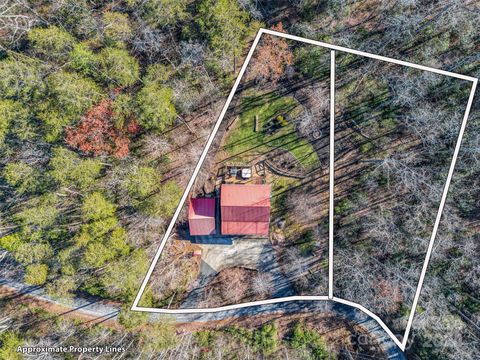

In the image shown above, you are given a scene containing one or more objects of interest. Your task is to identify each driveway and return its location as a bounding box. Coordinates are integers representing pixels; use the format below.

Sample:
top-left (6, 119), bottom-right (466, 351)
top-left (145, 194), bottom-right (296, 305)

top-left (181, 238), bottom-right (295, 308)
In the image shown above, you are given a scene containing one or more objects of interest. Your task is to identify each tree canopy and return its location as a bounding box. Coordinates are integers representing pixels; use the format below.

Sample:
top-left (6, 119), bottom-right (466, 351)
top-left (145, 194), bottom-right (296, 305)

top-left (137, 85), bottom-right (177, 131)
top-left (139, 0), bottom-right (190, 27)
top-left (196, 0), bottom-right (253, 66)
top-left (49, 147), bottom-right (103, 191)
top-left (28, 26), bottom-right (76, 60)
top-left (3, 161), bottom-right (41, 194)
top-left (43, 71), bottom-right (102, 124)
top-left (65, 99), bottom-right (136, 158)
top-left (139, 180), bottom-right (181, 217)
top-left (103, 11), bottom-right (133, 46)
top-left (98, 47), bottom-right (140, 87)
top-left (0, 57), bottom-right (45, 101)
top-left (69, 43), bottom-right (98, 77)
top-left (81, 192), bottom-right (116, 222)
top-left (0, 99), bottom-right (30, 143)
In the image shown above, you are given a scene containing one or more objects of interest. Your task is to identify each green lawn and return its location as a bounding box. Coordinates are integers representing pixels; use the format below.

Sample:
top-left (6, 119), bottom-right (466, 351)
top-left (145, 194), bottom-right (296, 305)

top-left (222, 91), bottom-right (319, 170)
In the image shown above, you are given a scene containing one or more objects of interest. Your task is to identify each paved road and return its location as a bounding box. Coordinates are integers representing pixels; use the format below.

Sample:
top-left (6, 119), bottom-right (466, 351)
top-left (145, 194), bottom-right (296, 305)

top-left (1, 276), bottom-right (405, 359)
top-left (165, 301), bottom-right (406, 359)
top-left (0, 277), bottom-right (120, 325)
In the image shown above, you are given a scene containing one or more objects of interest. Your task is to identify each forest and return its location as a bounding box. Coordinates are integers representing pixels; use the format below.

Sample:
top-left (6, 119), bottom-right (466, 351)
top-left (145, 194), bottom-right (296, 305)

top-left (0, 1), bottom-right (479, 359)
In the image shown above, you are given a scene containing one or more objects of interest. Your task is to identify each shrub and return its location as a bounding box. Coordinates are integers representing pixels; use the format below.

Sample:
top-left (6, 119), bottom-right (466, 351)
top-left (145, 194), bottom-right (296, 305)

top-left (24, 263), bottom-right (49, 285)
top-left (253, 323), bottom-right (278, 355)
top-left (298, 230), bottom-right (316, 255)
top-left (226, 324), bottom-right (278, 355)
top-left (118, 306), bottom-right (148, 329)
top-left (0, 331), bottom-right (23, 360)
top-left (141, 321), bottom-right (178, 353)
top-left (291, 322), bottom-right (330, 360)
top-left (195, 330), bottom-right (216, 348)
top-left (334, 198), bottom-right (351, 216)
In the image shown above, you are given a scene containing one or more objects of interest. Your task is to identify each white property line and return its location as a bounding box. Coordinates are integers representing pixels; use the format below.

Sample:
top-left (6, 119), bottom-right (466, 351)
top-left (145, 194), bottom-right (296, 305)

top-left (261, 28), bottom-right (477, 83)
top-left (131, 29), bottom-right (265, 311)
top-left (401, 78), bottom-right (478, 349)
top-left (329, 50), bottom-right (335, 300)
top-left (134, 296), bottom-right (403, 350)
top-left (132, 28), bottom-right (478, 353)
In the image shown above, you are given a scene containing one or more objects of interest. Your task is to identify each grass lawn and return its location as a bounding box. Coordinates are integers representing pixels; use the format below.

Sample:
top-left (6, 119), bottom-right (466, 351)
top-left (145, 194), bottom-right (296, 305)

top-left (222, 91), bottom-right (319, 170)
top-left (270, 175), bottom-right (300, 215)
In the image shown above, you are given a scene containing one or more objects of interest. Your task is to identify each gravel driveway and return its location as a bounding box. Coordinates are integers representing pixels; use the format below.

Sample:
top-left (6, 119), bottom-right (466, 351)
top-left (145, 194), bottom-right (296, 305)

top-left (181, 238), bottom-right (295, 308)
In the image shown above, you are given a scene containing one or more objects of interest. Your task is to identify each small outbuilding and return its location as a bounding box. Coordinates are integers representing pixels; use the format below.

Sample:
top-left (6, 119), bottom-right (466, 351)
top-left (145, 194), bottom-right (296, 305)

top-left (192, 249), bottom-right (202, 257)
top-left (188, 198), bottom-right (216, 236)
top-left (220, 184), bottom-right (271, 236)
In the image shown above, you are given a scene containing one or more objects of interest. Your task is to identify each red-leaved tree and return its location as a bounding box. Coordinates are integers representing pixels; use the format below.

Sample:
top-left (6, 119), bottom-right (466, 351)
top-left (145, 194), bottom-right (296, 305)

top-left (248, 22), bottom-right (293, 84)
top-left (65, 99), bottom-right (139, 158)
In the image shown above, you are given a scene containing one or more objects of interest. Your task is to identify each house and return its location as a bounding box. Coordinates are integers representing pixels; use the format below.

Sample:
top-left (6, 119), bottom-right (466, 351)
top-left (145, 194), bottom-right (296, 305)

top-left (220, 184), bottom-right (271, 236)
top-left (188, 198), bottom-right (216, 236)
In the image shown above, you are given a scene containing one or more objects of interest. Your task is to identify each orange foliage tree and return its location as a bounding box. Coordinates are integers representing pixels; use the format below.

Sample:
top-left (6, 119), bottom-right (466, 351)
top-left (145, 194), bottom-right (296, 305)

top-left (65, 99), bottom-right (139, 159)
top-left (248, 22), bottom-right (293, 84)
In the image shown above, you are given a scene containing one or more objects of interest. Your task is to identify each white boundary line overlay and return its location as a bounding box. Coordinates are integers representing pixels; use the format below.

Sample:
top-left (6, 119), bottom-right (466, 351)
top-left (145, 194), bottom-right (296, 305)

top-left (328, 50), bottom-right (335, 300)
top-left (131, 28), bottom-right (478, 353)
top-left (402, 78), bottom-right (478, 349)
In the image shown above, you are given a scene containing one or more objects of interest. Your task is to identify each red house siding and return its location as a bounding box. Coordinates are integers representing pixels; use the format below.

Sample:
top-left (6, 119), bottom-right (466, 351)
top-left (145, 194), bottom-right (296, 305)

top-left (188, 198), bottom-right (216, 236)
top-left (221, 220), bottom-right (269, 236)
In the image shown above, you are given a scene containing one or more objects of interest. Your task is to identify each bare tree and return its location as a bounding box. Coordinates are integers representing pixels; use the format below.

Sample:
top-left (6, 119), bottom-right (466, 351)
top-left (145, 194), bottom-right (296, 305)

top-left (251, 272), bottom-right (273, 298)
top-left (0, 0), bottom-right (38, 47)
top-left (141, 134), bottom-right (171, 159)
top-left (287, 189), bottom-right (322, 226)
top-left (296, 85), bottom-right (329, 140)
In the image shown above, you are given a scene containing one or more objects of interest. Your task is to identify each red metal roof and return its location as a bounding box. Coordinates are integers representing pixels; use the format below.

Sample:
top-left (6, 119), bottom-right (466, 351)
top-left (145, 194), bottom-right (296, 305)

top-left (220, 184), bottom-right (271, 236)
top-left (188, 198), bottom-right (216, 236)
top-left (221, 184), bottom-right (271, 208)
